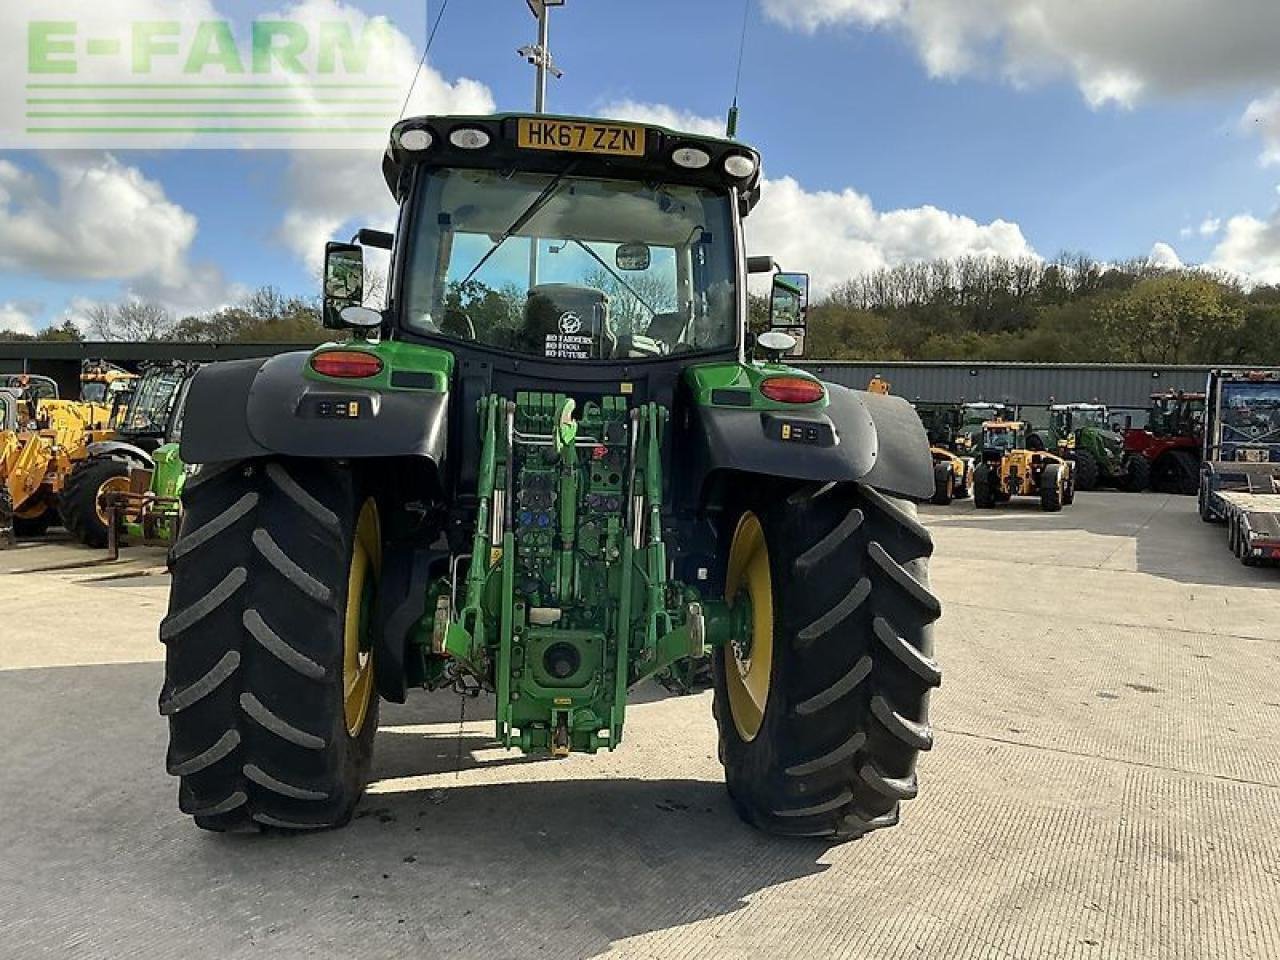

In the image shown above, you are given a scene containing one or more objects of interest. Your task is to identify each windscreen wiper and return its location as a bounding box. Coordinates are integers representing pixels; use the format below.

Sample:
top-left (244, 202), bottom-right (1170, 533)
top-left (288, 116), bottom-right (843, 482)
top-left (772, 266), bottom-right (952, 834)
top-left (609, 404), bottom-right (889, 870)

top-left (461, 166), bottom-right (576, 286)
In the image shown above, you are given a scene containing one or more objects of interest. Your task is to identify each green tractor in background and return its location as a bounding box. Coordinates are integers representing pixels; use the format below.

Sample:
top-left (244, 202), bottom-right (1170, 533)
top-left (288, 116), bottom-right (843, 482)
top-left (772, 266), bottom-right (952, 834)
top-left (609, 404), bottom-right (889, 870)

top-left (60, 361), bottom-right (200, 548)
top-left (1032, 403), bottom-right (1145, 492)
top-left (159, 113), bottom-right (942, 841)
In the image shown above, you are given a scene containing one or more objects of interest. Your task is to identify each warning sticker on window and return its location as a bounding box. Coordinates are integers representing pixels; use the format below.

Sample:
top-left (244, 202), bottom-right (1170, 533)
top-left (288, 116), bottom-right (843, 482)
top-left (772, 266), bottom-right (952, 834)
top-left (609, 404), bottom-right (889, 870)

top-left (544, 334), bottom-right (594, 360)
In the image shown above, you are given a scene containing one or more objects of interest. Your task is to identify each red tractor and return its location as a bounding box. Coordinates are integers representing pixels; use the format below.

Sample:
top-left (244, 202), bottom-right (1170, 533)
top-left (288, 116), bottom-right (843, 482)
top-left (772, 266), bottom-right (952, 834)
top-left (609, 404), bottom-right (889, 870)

top-left (1124, 390), bottom-right (1205, 494)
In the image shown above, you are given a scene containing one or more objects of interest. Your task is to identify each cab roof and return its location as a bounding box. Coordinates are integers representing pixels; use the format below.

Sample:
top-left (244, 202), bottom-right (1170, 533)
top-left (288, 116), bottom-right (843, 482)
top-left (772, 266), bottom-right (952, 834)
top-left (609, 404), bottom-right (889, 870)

top-left (381, 113), bottom-right (763, 211)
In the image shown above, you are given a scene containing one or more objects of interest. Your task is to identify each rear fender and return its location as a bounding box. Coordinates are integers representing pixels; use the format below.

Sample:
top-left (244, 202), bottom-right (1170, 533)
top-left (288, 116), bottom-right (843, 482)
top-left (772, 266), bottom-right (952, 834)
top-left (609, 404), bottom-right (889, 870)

top-left (689, 383), bottom-right (933, 503)
top-left (85, 440), bottom-right (153, 468)
top-left (179, 353), bottom-right (448, 468)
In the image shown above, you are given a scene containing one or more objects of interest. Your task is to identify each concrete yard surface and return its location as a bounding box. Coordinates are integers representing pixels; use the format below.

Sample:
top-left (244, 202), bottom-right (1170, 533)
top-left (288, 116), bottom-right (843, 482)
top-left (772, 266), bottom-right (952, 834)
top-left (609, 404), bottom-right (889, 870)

top-left (0, 492), bottom-right (1277, 959)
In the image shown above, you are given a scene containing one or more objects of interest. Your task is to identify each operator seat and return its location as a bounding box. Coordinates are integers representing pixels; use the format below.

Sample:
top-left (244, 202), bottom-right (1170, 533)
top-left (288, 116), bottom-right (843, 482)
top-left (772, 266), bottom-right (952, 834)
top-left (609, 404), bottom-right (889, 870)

top-left (520, 284), bottom-right (615, 360)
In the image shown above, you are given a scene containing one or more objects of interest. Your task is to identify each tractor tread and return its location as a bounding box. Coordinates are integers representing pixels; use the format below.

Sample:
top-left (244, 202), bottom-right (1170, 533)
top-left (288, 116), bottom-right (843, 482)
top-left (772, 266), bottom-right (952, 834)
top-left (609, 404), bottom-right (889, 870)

top-left (266, 463), bottom-right (341, 537)
top-left (242, 609), bottom-right (326, 680)
top-left (159, 567), bottom-right (247, 641)
top-left (773, 788), bottom-right (854, 818)
top-left (794, 507), bottom-right (863, 575)
top-left (239, 693), bottom-right (326, 750)
top-left (868, 541), bottom-right (942, 616)
top-left (243, 763), bottom-right (329, 801)
top-left (859, 763), bottom-right (919, 800)
top-left (714, 483), bottom-right (940, 843)
top-left (793, 655), bottom-right (873, 716)
top-left (169, 492), bottom-right (258, 561)
top-left (797, 576), bottom-right (870, 645)
top-left (184, 461), bottom-right (243, 492)
top-left (162, 457), bottom-right (377, 834)
top-left (873, 616), bottom-right (942, 686)
top-left (185, 789), bottom-right (248, 818)
top-left (166, 729), bottom-right (240, 776)
top-left (871, 695), bottom-right (934, 750)
top-left (158, 651), bottom-right (240, 716)
top-left (251, 528), bottom-right (333, 605)
top-left (839, 809), bottom-right (899, 837)
top-left (858, 484), bottom-right (933, 550)
top-left (252, 813), bottom-right (329, 831)
top-left (785, 731), bottom-right (867, 776)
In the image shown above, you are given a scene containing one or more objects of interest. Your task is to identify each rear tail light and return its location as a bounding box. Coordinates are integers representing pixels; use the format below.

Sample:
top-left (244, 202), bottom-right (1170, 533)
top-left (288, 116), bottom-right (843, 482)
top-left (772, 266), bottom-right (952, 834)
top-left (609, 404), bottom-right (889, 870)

top-left (310, 351), bottom-right (383, 379)
top-left (760, 376), bottom-right (825, 404)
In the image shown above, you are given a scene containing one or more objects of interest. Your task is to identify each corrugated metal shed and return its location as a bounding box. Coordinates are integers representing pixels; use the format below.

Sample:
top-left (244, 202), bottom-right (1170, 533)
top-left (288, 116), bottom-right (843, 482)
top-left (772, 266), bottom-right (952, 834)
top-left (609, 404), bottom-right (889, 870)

top-left (797, 360), bottom-right (1212, 410)
top-left (0, 341), bottom-right (1221, 412)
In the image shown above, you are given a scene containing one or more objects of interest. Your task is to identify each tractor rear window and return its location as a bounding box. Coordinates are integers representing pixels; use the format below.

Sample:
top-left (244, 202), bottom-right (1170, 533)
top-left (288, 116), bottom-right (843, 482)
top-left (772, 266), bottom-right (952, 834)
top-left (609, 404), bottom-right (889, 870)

top-left (401, 168), bottom-right (739, 361)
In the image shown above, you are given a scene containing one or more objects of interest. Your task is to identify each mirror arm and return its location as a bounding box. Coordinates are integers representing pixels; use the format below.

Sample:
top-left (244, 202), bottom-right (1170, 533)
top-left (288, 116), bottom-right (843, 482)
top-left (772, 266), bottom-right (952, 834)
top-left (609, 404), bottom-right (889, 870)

top-left (353, 228), bottom-right (394, 250)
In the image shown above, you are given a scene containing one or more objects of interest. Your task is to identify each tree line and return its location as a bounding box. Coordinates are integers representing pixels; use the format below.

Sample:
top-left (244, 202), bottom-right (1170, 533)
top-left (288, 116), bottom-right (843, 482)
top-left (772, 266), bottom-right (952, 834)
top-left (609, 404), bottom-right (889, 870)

top-left (802, 254), bottom-right (1280, 365)
top-left (3, 254), bottom-right (1279, 365)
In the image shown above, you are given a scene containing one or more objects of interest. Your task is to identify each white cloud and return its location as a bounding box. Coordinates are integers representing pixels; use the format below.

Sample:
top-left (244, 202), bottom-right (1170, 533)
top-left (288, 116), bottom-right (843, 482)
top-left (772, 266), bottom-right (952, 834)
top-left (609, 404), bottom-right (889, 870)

top-left (1146, 242), bottom-right (1183, 270)
top-left (596, 100), bottom-right (725, 137)
top-left (0, 153), bottom-right (196, 284)
top-left (1243, 92), bottom-right (1280, 167)
top-left (1199, 217), bottom-right (1222, 238)
top-left (746, 176), bottom-right (1037, 295)
top-left (275, 3), bottom-right (496, 272)
top-left (0, 302), bottom-right (38, 336)
top-left (1208, 211), bottom-right (1280, 286)
top-left (763, 0), bottom-right (1280, 109)
top-left (0, 152), bottom-right (241, 320)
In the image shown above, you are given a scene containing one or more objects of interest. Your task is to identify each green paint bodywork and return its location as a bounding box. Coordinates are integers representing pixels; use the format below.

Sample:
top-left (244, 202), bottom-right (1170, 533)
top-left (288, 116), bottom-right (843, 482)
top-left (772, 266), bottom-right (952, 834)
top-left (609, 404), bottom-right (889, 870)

top-left (305, 339), bottom-right (455, 392)
top-left (683, 361), bottom-right (827, 410)
top-left (121, 442), bottom-right (185, 543)
top-left (409, 391), bottom-right (728, 756)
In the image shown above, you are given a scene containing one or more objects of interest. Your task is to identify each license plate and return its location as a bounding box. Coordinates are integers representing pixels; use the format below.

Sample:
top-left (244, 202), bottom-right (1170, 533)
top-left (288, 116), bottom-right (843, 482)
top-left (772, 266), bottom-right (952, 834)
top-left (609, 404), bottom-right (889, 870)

top-left (517, 119), bottom-right (646, 157)
top-left (1241, 448), bottom-right (1268, 462)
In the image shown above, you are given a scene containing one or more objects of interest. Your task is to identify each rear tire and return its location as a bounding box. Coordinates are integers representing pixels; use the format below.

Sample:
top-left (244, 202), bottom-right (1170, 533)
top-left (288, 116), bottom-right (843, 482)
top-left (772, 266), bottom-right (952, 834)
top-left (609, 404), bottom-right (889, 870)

top-left (1122, 455), bottom-right (1151, 493)
top-left (1040, 464), bottom-right (1064, 512)
top-left (161, 458), bottom-right (379, 833)
top-left (712, 483), bottom-right (942, 841)
top-left (972, 464), bottom-right (996, 509)
top-left (930, 463), bottom-right (954, 506)
top-left (60, 456), bottom-right (131, 548)
top-left (12, 507), bottom-right (53, 537)
top-left (1072, 451), bottom-right (1099, 491)
top-left (1169, 451), bottom-right (1199, 495)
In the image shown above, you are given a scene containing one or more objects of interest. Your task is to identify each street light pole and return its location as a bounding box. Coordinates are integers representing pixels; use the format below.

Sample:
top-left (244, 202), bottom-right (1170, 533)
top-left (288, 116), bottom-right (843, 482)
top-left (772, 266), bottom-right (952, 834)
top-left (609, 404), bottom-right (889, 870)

top-left (521, 0), bottom-right (565, 287)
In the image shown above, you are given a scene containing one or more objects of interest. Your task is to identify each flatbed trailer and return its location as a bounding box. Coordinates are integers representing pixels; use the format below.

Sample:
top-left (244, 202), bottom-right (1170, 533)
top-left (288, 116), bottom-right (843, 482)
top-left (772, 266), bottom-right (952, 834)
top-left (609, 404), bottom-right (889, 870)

top-left (1198, 367), bottom-right (1280, 566)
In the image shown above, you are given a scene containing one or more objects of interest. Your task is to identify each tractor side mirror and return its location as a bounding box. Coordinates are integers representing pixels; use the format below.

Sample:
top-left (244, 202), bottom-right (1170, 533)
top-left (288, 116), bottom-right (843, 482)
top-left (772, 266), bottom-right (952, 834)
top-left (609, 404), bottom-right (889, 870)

top-left (323, 242), bottom-right (364, 329)
top-left (768, 272), bottom-right (809, 357)
top-left (769, 272), bottom-right (809, 330)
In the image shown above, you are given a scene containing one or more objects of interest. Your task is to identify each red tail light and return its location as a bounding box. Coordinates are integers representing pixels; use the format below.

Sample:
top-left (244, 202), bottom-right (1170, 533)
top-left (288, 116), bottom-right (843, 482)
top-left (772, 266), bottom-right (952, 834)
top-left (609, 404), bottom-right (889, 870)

top-left (760, 376), bottom-right (825, 404)
top-left (310, 351), bottom-right (383, 379)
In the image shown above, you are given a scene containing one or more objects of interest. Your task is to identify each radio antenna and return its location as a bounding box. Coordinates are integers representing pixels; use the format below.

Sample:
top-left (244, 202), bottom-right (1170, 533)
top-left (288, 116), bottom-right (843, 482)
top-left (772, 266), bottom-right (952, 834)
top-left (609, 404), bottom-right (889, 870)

top-left (399, 0), bottom-right (453, 120)
top-left (726, 0), bottom-right (750, 138)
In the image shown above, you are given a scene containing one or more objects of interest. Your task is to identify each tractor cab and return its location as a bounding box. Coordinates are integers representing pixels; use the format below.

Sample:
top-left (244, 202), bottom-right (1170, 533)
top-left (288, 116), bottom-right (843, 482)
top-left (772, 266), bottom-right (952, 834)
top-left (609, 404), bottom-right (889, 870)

top-left (1147, 391), bottom-right (1206, 439)
top-left (981, 419), bottom-right (1025, 458)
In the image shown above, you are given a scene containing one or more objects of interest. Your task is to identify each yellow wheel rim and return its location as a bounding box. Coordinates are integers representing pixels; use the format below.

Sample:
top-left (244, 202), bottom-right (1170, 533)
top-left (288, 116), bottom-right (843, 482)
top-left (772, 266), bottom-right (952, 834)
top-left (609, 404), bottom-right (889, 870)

top-left (724, 512), bottom-right (774, 742)
top-left (342, 498), bottom-right (381, 737)
top-left (95, 476), bottom-right (130, 527)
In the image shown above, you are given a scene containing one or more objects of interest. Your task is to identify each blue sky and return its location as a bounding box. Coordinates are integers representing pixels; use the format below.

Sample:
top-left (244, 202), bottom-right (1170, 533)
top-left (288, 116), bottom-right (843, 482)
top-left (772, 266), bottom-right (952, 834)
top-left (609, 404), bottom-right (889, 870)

top-left (2, 0), bottom-right (1279, 332)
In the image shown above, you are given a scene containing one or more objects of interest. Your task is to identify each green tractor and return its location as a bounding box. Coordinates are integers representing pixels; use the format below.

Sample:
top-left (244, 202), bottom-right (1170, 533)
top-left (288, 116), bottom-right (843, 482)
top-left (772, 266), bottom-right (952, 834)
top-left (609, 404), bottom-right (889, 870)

top-left (60, 361), bottom-right (200, 548)
top-left (1037, 403), bottom-right (1144, 492)
top-left (159, 114), bottom-right (942, 840)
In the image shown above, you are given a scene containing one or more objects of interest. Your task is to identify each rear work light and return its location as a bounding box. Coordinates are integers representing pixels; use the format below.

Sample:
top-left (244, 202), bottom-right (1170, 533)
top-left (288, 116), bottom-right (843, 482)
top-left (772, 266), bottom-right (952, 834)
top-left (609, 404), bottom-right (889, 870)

top-left (760, 376), bottom-right (825, 404)
top-left (310, 351), bottom-right (383, 379)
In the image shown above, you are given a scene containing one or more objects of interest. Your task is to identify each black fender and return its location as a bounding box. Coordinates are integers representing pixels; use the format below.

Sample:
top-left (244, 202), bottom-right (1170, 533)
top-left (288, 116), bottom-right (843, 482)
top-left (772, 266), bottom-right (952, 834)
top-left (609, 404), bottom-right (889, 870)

top-left (178, 353), bottom-right (449, 466)
top-left (689, 382), bottom-right (933, 502)
top-left (85, 440), bottom-right (154, 468)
